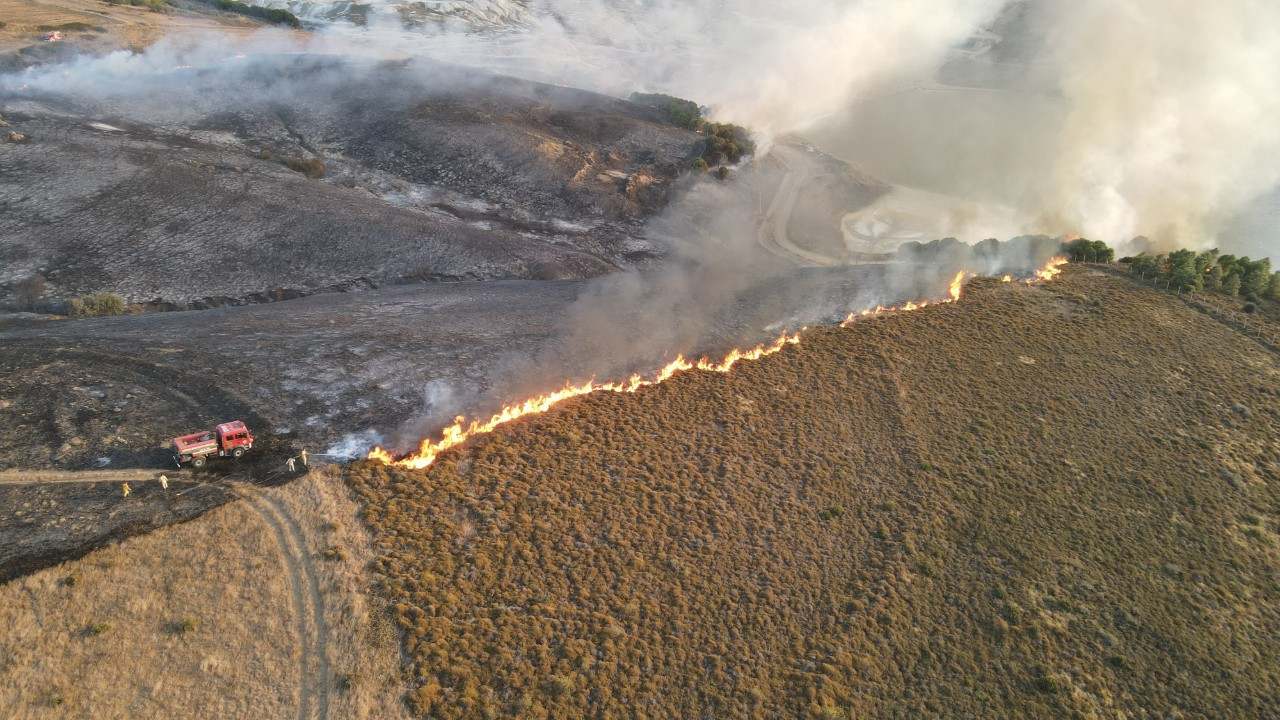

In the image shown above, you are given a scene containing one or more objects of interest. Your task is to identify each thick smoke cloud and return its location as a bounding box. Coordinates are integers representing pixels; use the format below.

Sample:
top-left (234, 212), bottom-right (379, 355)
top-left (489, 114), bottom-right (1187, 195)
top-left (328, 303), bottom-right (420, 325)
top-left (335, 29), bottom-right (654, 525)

top-left (17, 0), bottom-right (1276, 250)
top-left (1033, 0), bottom-right (1280, 251)
top-left (311, 0), bottom-right (1280, 252)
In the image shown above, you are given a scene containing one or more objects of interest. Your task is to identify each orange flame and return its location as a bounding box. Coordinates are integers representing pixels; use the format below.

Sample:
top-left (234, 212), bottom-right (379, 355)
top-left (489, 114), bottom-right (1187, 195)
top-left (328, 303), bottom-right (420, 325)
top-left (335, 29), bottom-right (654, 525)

top-left (840, 270), bottom-right (969, 327)
top-left (1027, 257), bottom-right (1068, 284)
top-left (370, 332), bottom-right (801, 469)
top-left (370, 259), bottom-right (1066, 469)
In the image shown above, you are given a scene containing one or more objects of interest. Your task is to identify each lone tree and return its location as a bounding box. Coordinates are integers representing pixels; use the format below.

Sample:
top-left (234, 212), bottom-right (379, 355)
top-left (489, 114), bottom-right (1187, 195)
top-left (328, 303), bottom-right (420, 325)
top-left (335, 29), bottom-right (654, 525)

top-left (1065, 237), bottom-right (1114, 263)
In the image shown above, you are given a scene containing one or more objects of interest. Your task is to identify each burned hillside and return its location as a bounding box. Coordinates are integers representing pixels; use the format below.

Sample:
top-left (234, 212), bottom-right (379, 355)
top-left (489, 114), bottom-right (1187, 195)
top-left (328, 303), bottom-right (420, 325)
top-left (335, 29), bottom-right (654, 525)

top-left (0, 55), bottom-right (698, 308)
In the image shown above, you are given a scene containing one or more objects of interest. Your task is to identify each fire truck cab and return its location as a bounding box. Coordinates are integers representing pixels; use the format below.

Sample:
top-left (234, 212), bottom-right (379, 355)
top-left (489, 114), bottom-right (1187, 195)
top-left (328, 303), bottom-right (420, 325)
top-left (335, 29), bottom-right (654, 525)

top-left (172, 420), bottom-right (254, 468)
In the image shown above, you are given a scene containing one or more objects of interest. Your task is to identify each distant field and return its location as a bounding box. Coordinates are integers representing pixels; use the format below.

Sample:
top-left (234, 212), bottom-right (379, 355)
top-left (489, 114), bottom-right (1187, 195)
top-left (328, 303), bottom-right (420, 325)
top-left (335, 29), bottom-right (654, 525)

top-left (346, 266), bottom-right (1280, 718)
top-left (0, 0), bottom-right (260, 60)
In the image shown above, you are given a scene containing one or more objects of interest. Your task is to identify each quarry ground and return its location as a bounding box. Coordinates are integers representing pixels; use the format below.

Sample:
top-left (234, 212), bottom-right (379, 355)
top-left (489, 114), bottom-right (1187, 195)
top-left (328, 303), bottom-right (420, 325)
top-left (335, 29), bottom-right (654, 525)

top-left (4, 267), bottom-right (1276, 719)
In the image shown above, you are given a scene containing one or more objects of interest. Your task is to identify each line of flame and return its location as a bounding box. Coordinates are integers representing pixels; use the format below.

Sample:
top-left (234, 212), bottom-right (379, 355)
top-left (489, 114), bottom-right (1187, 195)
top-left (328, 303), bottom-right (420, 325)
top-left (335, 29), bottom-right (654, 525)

top-left (370, 260), bottom-right (1066, 469)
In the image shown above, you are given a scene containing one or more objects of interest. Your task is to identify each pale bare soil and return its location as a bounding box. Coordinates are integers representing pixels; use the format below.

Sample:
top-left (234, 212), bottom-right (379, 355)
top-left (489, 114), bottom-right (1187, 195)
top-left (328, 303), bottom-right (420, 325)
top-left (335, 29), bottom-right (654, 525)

top-left (0, 469), bottom-right (411, 719)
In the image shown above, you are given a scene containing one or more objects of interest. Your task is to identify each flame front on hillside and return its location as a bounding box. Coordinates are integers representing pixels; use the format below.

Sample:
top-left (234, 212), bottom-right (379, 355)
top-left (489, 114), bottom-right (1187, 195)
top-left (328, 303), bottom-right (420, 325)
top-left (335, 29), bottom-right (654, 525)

top-left (370, 260), bottom-right (1067, 469)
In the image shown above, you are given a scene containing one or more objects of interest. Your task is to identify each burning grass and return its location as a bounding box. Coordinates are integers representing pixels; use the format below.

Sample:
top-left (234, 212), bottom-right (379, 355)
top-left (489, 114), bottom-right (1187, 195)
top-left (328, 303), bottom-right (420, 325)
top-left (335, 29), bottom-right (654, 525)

top-left (346, 266), bottom-right (1280, 718)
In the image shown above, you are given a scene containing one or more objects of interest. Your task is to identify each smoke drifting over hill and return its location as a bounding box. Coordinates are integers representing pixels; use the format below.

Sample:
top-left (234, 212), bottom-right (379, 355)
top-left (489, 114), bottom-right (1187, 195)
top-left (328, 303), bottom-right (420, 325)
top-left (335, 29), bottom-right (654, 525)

top-left (330, 0), bottom-right (1279, 251)
top-left (11, 0), bottom-right (1277, 250)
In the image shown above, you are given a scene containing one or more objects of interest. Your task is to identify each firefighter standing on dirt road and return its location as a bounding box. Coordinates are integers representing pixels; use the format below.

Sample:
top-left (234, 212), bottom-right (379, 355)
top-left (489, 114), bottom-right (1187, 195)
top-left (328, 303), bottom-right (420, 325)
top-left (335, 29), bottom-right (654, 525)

top-left (159, 474), bottom-right (168, 491)
top-left (122, 482), bottom-right (131, 498)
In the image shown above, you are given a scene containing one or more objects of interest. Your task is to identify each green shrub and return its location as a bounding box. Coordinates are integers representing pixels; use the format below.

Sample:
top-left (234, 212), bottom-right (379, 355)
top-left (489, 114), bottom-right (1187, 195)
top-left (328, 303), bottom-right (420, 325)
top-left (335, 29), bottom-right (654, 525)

top-left (89, 622), bottom-right (111, 636)
top-left (70, 293), bottom-right (127, 317)
top-left (691, 157), bottom-right (709, 173)
top-left (701, 122), bottom-right (756, 166)
top-left (176, 617), bottom-right (199, 634)
top-left (545, 674), bottom-right (573, 697)
top-left (1035, 673), bottom-right (1062, 693)
top-left (629, 92), bottom-right (702, 130)
top-left (820, 505), bottom-right (843, 520)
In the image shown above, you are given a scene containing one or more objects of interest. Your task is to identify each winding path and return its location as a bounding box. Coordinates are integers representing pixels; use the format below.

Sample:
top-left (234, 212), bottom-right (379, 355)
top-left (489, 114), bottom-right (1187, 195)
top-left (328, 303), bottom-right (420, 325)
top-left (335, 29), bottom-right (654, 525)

top-left (235, 486), bottom-right (331, 720)
top-left (756, 149), bottom-right (844, 268)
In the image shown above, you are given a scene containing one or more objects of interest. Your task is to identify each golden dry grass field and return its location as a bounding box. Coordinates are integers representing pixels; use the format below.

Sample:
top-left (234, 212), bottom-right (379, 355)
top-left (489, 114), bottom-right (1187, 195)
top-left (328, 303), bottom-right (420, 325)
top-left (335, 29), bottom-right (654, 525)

top-left (345, 266), bottom-right (1280, 719)
top-left (0, 0), bottom-right (262, 58)
top-left (0, 470), bottom-right (411, 719)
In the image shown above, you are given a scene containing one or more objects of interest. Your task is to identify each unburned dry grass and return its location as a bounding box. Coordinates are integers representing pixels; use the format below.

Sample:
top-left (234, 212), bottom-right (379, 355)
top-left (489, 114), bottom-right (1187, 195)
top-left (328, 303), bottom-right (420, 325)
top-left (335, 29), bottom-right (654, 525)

top-left (0, 471), bottom-right (411, 719)
top-left (346, 267), bottom-right (1280, 719)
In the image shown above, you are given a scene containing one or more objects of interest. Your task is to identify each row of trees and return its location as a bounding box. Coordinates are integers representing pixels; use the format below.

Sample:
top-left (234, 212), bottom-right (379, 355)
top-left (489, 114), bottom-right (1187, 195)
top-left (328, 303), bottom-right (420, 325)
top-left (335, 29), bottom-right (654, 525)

top-left (195, 0), bottom-right (301, 27)
top-left (1125, 248), bottom-right (1278, 299)
top-left (896, 235), bottom-right (1063, 267)
top-left (628, 93), bottom-right (756, 171)
top-left (1064, 237), bottom-right (1115, 264)
top-left (895, 234), bottom-right (1278, 303)
top-left (629, 93), bottom-right (702, 131)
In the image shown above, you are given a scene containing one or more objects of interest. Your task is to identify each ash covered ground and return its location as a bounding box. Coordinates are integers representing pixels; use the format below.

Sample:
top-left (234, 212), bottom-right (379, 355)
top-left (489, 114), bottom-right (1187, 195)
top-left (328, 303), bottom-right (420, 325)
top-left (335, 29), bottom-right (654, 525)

top-left (0, 47), bottom-right (913, 577)
top-left (1, 54), bottom-right (696, 308)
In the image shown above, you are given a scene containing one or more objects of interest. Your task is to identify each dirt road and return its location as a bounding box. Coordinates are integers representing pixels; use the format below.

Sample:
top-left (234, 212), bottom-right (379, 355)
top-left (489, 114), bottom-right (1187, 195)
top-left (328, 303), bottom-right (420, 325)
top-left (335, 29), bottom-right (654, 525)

top-left (757, 148), bottom-right (846, 267)
top-left (237, 486), bottom-right (332, 720)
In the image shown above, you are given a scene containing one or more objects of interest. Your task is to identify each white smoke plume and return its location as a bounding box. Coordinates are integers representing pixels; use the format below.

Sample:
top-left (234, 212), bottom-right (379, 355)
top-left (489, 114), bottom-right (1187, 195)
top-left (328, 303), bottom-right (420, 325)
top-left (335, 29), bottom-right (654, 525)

top-left (1032, 0), bottom-right (1280, 251)
top-left (260, 0), bottom-right (1279, 253)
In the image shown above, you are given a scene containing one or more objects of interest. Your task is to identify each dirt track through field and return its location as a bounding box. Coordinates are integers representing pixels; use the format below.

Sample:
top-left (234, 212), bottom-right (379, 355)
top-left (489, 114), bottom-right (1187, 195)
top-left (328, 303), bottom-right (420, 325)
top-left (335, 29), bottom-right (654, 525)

top-left (0, 469), bottom-right (164, 485)
top-left (237, 486), bottom-right (331, 720)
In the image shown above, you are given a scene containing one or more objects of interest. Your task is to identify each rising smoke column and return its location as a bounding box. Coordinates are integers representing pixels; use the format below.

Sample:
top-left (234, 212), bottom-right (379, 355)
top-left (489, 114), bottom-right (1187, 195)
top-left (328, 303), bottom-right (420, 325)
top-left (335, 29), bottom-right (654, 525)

top-left (332, 0), bottom-right (1280, 250)
top-left (1033, 0), bottom-right (1280, 248)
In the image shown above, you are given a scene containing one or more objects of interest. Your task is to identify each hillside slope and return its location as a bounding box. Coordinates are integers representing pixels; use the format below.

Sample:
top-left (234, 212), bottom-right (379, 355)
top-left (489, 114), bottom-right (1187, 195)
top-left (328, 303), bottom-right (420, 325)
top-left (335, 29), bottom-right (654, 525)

top-left (345, 266), bottom-right (1280, 719)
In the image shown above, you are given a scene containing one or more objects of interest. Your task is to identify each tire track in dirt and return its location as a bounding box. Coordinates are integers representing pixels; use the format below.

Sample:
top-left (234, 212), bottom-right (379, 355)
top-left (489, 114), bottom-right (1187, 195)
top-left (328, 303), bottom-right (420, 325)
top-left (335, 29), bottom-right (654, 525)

top-left (236, 487), bottom-right (330, 720)
top-left (0, 469), bottom-right (163, 485)
top-left (257, 489), bottom-right (333, 720)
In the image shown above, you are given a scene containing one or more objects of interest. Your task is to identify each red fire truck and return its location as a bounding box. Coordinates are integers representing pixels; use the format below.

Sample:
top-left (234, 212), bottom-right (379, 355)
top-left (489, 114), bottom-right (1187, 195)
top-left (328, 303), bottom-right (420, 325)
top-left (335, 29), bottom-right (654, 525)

top-left (172, 420), bottom-right (254, 468)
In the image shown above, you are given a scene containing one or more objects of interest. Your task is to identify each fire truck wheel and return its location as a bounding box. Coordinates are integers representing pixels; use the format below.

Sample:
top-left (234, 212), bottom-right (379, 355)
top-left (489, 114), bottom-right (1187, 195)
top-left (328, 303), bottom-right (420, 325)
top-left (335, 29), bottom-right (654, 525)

top-left (232, 447), bottom-right (244, 458)
top-left (191, 456), bottom-right (206, 468)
